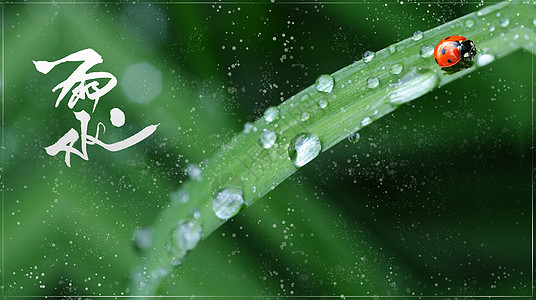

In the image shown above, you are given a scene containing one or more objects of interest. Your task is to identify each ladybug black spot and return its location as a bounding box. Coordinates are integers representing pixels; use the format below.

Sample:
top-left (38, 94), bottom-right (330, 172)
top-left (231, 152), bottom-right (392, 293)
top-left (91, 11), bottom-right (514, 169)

top-left (435, 58), bottom-right (438, 64)
top-left (444, 36), bottom-right (450, 40)
top-left (441, 49), bottom-right (446, 55)
top-left (447, 59), bottom-right (452, 63)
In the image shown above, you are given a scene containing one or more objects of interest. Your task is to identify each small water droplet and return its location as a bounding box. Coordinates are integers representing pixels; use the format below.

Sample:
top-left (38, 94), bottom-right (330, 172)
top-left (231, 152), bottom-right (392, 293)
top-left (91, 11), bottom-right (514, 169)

top-left (301, 112), bottom-right (310, 121)
top-left (213, 187), bottom-right (244, 220)
top-left (167, 220), bottom-right (202, 264)
top-left (252, 186), bottom-right (257, 193)
top-left (366, 77), bottom-right (379, 89)
top-left (361, 117), bottom-right (372, 126)
top-left (315, 74), bottom-right (334, 93)
top-left (134, 227), bottom-right (153, 251)
top-left (390, 62), bottom-right (404, 75)
top-left (186, 164), bottom-right (202, 181)
top-left (533, 18), bottom-right (536, 27)
top-left (363, 51), bottom-right (375, 63)
top-left (464, 18), bottom-right (475, 28)
top-left (243, 122), bottom-right (256, 133)
top-left (489, 25), bottom-right (495, 32)
top-left (347, 132), bottom-right (360, 143)
top-left (191, 209), bottom-right (201, 219)
top-left (388, 69), bottom-right (439, 105)
top-left (499, 18), bottom-right (509, 27)
top-left (389, 45), bottom-right (397, 53)
top-left (259, 129), bottom-right (277, 149)
top-left (288, 133), bottom-right (321, 168)
top-left (412, 31), bottom-right (423, 41)
top-left (301, 94), bottom-right (310, 102)
top-left (420, 45), bottom-right (434, 58)
top-left (318, 99), bottom-right (328, 109)
top-left (476, 53), bottom-right (495, 67)
top-left (264, 107), bottom-right (279, 123)
top-left (170, 190), bottom-right (190, 205)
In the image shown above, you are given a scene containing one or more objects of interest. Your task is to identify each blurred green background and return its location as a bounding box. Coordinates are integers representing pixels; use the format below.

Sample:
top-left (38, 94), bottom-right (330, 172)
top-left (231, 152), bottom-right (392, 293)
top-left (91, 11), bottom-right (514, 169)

top-left (2, 1), bottom-right (533, 298)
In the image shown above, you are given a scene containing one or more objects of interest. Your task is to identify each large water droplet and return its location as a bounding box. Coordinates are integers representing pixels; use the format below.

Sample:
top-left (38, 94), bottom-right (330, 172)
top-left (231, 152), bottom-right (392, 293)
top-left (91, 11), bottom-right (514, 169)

top-left (186, 164), bottom-right (202, 181)
top-left (361, 117), bottom-right (372, 126)
top-left (412, 31), bottom-right (423, 41)
top-left (167, 220), bottom-right (202, 264)
top-left (464, 18), bottom-right (475, 28)
top-left (318, 99), bottom-right (328, 109)
top-left (499, 18), bottom-right (509, 27)
top-left (366, 77), bottom-right (379, 89)
top-left (315, 74), bottom-right (334, 93)
top-left (169, 189), bottom-right (190, 205)
top-left (348, 132), bottom-right (360, 143)
top-left (259, 129), bottom-right (277, 149)
top-left (388, 69), bottom-right (439, 105)
top-left (264, 107), bottom-right (279, 123)
top-left (390, 62), bottom-right (404, 75)
top-left (420, 45), bottom-right (434, 58)
top-left (134, 227), bottom-right (153, 251)
top-left (363, 51), bottom-right (375, 63)
top-left (288, 133), bottom-right (321, 168)
top-left (476, 53), bottom-right (495, 67)
top-left (213, 187), bottom-right (244, 220)
top-left (301, 112), bottom-right (310, 121)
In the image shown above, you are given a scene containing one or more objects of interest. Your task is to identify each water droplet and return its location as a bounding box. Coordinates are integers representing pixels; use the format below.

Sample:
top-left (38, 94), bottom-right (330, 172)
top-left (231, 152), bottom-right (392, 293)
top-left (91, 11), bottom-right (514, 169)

top-left (464, 18), bottom-right (475, 28)
top-left (533, 18), bottom-right (536, 27)
top-left (301, 94), bottom-right (310, 102)
top-left (361, 117), bottom-right (372, 126)
top-left (186, 164), bottom-right (202, 181)
top-left (134, 227), bottom-right (153, 251)
top-left (212, 187), bottom-right (244, 220)
top-left (288, 133), bottom-right (321, 168)
top-left (259, 129), bottom-right (277, 149)
top-left (347, 132), bottom-right (360, 143)
top-left (389, 45), bottom-right (397, 53)
top-left (301, 112), bottom-right (310, 121)
top-left (412, 31), bottom-right (423, 41)
top-left (315, 74), bottom-right (334, 93)
top-left (388, 69), bottom-right (439, 105)
top-left (476, 53), bottom-right (495, 67)
top-left (252, 186), bottom-right (257, 193)
top-left (363, 51), bottom-right (375, 63)
top-left (169, 189), bottom-right (189, 205)
top-left (191, 209), bottom-right (201, 219)
top-left (420, 45), bottom-right (434, 58)
top-left (264, 107), bottom-right (279, 123)
top-left (167, 220), bottom-right (202, 264)
top-left (243, 122), bottom-right (256, 133)
top-left (499, 18), bottom-right (509, 27)
top-left (476, 2), bottom-right (509, 16)
top-left (489, 25), bottom-right (495, 32)
top-left (318, 99), bottom-right (328, 109)
top-left (366, 77), bottom-right (379, 89)
top-left (390, 62), bottom-right (404, 75)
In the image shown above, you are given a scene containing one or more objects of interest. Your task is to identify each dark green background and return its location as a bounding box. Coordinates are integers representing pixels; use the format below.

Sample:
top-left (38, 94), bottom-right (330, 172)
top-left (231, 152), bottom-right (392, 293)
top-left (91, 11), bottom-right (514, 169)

top-left (2, 1), bottom-right (533, 298)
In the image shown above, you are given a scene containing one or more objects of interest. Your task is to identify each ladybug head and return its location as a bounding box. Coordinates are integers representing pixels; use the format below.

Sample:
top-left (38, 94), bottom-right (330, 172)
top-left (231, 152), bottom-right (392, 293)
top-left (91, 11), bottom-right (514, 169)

top-left (460, 40), bottom-right (477, 61)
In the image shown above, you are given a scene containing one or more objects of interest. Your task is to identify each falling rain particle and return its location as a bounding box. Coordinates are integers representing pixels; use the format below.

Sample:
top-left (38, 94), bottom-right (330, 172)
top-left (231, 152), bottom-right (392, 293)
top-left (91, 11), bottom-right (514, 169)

top-left (412, 31), bottom-right (423, 41)
top-left (288, 133), bottom-right (322, 168)
top-left (264, 107), bottom-right (279, 123)
top-left (366, 77), bottom-right (379, 89)
top-left (213, 187), bottom-right (245, 220)
top-left (347, 132), bottom-right (360, 143)
top-left (363, 51), bottom-right (375, 63)
top-left (420, 45), bottom-right (434, 58)
top-left (476, 53), bottom-right (495, 67)
top-left (390, 62), bottom-right (404, 75)
top-left (167, 220), bottom-right (202, 264)
top-left (318, 99), bottom-right (328, 109)
top-left (315, 74), bottom-right (334, 93)
top-left (259, 129), bottom-right (277, 149)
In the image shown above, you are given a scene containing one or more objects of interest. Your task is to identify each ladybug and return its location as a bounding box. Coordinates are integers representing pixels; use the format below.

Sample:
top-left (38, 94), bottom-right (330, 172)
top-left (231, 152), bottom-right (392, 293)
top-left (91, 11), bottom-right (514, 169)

top-left (434, 35), bottom-right (477, 68)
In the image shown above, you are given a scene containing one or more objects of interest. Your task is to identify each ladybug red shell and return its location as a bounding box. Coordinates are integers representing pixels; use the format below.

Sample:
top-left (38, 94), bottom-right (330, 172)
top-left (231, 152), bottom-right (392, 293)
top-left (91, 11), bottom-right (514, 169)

top-left (434, 35), bottom-right (477, 68)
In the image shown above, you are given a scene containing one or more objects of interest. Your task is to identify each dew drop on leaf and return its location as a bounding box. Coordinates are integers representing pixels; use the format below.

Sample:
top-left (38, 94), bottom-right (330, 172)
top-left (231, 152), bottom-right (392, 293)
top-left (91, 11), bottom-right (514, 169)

top-left (315, 74), bottom-right (334, 93)
top-left (259, 129), bottom-right (277, 149)
top-left (288, 133), bottom-right (321, 168)
top-left (212, 187), bottom-right (244, 220)
top-left (264, 107), bottom-right (279, 123)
